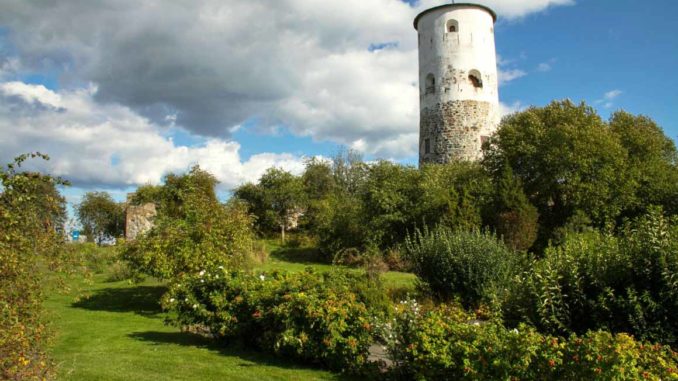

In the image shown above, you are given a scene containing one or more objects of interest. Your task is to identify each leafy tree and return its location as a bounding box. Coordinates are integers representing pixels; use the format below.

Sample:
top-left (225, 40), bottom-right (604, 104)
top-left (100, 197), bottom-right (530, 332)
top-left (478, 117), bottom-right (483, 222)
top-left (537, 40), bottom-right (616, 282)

top-left (0, 153), bottom-right (68, 379)
top-left (609, 111), bottom-right (678, 217)
top-left (123, 168), bottom-right (255, 280)
top-left (159, 166), bottom-right (219, 219)
top-left (416, 162), bottom-right (493, 232)
top-left (484, 100), bottom-right (636, 247)
top-left (76, 191), bottom-right (125, 243)
top-left (492, 164), bottom-right (539, 251)
top-left (360, 161), bottom-right (420, 248)
top-left (331, 149), bottom-right (368, 196)
top-left (259, 168), bottom-right (305, 243)
top-left (302, 157), bottom-right (336, 200)
top-left (233, 182), bottom-right (277, 234)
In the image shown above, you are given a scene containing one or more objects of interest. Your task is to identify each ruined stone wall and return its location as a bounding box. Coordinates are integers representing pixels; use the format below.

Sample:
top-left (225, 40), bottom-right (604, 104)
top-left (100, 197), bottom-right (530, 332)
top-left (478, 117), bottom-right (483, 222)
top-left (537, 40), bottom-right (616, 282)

top-left (420, 100), bottom-right (495, 164)
top-left (125, 203), bottom-right (157, 241)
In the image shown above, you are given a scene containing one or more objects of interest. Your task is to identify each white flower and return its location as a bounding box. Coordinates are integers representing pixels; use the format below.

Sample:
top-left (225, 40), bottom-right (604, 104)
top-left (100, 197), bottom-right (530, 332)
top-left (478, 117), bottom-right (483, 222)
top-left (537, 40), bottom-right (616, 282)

top-left (512, 328), bottom-right (519, 334)
top-left (199, 270), bottom-right (206, 277)
top-left (215, 275), bottom-right (219, 279)
top-left (185, 298), bottom-right (189, 302)
top-left (169, 298), bottom-right (175, 303)
top-left (218, 266), bottom-right (224, 270)
top-left (200, 279), bottom-right (205, 283)
top-left (192, 304), bottom-right (198, 309)
top-left (259, 274), bottom-right (266, 281)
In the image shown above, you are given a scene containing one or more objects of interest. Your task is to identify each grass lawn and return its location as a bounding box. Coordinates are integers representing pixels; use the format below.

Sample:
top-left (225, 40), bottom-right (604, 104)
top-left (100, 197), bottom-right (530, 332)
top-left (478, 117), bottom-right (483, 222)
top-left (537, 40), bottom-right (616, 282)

top-left (257, 239), bottom-right (417, 291)
top-left (45, 243), bottom-right (416, 380)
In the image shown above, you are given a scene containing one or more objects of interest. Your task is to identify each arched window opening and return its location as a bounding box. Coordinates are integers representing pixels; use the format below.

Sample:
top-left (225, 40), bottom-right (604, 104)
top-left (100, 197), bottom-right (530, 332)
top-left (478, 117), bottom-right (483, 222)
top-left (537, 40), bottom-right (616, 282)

top-left (425, 74), bottom-right (436, 95)
top-left (469, 70), bottom-right (483, 89)
top-left (446, 19), bottom-right (459, 33)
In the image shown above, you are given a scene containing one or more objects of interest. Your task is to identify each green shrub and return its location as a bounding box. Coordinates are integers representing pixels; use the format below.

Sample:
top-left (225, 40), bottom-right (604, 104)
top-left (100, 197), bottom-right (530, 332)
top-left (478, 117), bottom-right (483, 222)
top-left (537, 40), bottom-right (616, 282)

top-left (163, 268), bottom-right (391, 374)
top-left (123, 200), bottom-right (255, 281)
top-left (505, 208), bottom-right (678, 345)
top-left (384, 302), bottom-right (678, 380)
top-left (404, 226), bottom-right (522, 307)
top-left (1, 154), bottom-right (67, 379)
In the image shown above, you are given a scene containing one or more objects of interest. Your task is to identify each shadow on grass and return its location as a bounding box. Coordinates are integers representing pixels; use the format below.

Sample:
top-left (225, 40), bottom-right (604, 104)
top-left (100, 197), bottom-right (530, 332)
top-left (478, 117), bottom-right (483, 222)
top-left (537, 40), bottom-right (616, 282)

top-left (270, 246), bottom-right (329, 265)
top-left (129, 331), bottom-right (357, 380)
top-left (72, 286), bottom-right (166, 317)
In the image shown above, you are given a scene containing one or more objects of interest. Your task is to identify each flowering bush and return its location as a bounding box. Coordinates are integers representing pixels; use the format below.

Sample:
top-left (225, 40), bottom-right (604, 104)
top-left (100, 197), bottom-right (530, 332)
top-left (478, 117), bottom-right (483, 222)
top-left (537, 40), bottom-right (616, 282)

top-left (162, 268), bottom-right (391, 373)
top-left (384, 302), bottom-right (678, 380)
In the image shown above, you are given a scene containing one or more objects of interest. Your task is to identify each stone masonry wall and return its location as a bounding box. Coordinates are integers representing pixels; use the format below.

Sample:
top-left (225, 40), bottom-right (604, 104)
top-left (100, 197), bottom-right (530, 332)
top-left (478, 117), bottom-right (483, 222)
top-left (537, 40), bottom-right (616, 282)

top-left (125, 203), bottom-right (157, 241)
top-left (419, 99), bottom-right (494, 164)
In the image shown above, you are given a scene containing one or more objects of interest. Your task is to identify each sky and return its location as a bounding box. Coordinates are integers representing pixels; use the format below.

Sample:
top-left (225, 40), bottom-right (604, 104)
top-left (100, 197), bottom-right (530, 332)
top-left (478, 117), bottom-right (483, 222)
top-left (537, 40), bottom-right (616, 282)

top-left (0, 0), bottom-right (676, 212)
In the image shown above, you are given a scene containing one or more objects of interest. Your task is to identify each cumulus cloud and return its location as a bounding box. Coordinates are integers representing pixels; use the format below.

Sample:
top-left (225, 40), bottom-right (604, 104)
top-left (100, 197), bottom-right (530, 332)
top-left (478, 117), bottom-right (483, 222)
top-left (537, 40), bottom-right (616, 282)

top-left (0, 0), bottom-right (573, 167)
top-left (0, 81), bottom-right (305, 190)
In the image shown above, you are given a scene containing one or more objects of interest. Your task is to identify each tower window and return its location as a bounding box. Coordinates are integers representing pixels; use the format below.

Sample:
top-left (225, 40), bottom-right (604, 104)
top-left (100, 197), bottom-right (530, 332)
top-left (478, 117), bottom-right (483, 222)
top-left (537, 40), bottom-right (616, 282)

top-left (446, 19), bottom-right (459, 33)
top-left (425, 74), bottom-right (435, 95)
top-left (469, 70), bottom-right (483, 89)
top-left (425, 138), bottom-right (431, 154)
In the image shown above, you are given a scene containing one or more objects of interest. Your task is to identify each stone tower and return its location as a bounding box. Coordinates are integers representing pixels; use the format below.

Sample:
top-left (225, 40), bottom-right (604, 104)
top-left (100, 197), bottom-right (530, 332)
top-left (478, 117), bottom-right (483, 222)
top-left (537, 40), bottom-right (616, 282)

top-left (414, 3), bottom-right (499, 164)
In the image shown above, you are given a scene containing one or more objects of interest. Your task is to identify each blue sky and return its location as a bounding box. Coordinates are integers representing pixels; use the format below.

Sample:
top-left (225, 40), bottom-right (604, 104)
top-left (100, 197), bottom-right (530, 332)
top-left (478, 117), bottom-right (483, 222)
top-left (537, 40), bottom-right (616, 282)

top-left (496, 0), bottom-right (678, 136)
top-left (0, 0), bottom-right (676, 218)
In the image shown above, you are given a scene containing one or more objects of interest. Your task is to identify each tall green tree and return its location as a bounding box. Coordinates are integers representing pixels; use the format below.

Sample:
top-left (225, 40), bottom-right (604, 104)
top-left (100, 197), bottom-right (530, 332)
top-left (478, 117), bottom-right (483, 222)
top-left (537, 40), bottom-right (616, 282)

top-left (484, 100), bottom-right (636, 246)
top-left (609, 111), bottom-right (678, 217)
top-left (76, 191), bottom-right (125, 243)
top-left (259, 168), bottom-right (305, 243)
top-left (416, 162), bottom-right (493, 232)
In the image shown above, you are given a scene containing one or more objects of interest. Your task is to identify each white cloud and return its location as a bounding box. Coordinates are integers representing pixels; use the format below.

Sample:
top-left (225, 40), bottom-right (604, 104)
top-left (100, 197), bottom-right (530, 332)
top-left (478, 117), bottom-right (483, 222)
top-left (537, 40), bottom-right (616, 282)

top-left (499, 69), bottom-right (527, 85)
top-left (537, 63), bottom-right (551, 72)
top-left (0, 0), bottom-right (574, 165)
top-left (499, 100), bottom-right (525, 117)
top-left (604, 89), bottom-right (623, 100)
top-left (0, 81), bottom-right (305, 190)
top-left (595, 89), bottom-right (623, 109)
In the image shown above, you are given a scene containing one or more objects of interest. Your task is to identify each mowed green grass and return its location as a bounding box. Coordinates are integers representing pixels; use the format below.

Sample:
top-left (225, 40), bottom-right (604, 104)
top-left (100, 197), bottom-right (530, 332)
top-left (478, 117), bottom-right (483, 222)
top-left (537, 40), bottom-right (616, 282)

top-left (46, 243), bottom-right (416, 380)
top-left (257, 239), bottom-right (417, 291)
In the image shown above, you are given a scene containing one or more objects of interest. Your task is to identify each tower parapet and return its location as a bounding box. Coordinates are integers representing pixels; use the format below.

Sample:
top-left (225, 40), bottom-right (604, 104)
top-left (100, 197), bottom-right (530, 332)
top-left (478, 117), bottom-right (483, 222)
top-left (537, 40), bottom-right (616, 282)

top-left (415, 3), bottom-right (499, 164)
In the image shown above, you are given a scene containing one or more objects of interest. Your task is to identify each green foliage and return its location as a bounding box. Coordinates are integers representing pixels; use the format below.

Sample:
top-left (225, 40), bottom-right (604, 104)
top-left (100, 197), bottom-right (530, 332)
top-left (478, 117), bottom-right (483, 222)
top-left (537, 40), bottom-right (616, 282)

top-left (484, 101), bottom-right (678, 248)
top-left (0, 153), bottom-right (68, 380)
top-left (505, 208), bottom-right (678, 345)
top-left (416, 162), bottom-right (493, 232)
top-left (124, 200), bottom-right (255, 281)
top-left (360, 161), bottom-right (420, 248)
top-left (404, 226), bottom-right (521, 307)
top-left (235, 168), bottom-right (305, 242)
top-left (76, 191), bottom-right (125, 243)
top-left (492, 164), bottom-right (539, 251)
top-left (128, 184), bottom-right (164, 206)
top-left (385, 302), bottom-right (678, 380)
top-left (124, 167), bottom-right (256, 281)
top-left (484, 100), bottom-right (636, 246)
top-left (610, 111), bottom-right (678, 217)
top-left (163, 268), bottom-right (390, 373)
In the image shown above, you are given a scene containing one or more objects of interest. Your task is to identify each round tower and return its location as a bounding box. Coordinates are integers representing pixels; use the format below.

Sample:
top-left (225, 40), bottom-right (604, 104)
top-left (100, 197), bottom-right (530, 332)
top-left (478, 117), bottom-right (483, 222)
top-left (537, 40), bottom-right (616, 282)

top-left (414, 3), bottom-right (499, 164)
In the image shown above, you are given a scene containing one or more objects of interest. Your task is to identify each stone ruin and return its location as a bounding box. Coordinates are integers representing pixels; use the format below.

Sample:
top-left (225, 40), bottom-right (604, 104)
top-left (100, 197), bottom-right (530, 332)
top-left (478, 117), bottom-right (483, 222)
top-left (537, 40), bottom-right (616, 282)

top-left (125, 201), bottom-right (157, 241)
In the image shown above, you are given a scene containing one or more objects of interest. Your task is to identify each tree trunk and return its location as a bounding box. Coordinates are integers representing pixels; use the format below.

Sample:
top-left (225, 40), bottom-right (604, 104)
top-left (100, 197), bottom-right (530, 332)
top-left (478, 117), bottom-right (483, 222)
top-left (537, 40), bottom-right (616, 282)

top-left (281, 223), bottom-right (285, 244)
